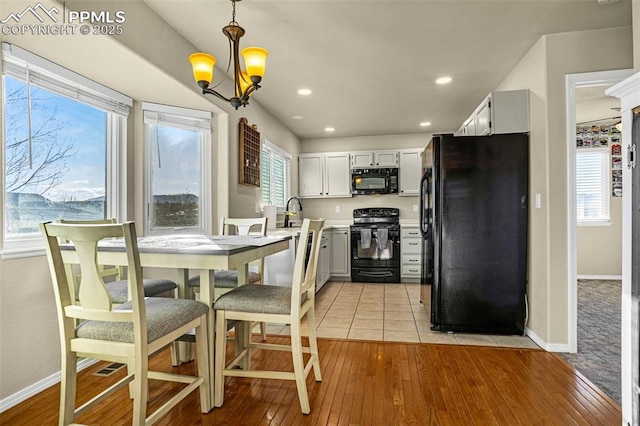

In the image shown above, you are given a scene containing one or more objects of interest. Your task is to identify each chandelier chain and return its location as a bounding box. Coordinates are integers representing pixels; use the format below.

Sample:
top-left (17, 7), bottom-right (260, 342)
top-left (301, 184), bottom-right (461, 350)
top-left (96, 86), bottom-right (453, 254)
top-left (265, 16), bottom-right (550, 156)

top-left (231, 0), bottom-right (237, 25)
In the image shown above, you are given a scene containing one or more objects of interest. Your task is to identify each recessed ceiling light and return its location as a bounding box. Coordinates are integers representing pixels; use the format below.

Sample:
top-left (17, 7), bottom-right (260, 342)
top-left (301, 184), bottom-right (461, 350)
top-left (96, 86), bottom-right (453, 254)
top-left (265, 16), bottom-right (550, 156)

top-left (297, 88), bottom-right (312, 96)
top-left (435, 76), bottom-right (452, 85)
top-left (420, 121), bottom-right (432, 127)
top-left (324, 127), bottom-right (335, 132)
top-left (291, 115), bottom-right (304, 120)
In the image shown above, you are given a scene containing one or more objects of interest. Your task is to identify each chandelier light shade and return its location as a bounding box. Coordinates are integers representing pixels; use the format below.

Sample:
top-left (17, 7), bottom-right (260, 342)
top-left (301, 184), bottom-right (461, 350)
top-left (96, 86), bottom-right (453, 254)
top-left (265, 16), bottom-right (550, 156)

top-left (189, 53), bottom-right (216, 83)
top-left (189, 0), bottom-right (268, 109)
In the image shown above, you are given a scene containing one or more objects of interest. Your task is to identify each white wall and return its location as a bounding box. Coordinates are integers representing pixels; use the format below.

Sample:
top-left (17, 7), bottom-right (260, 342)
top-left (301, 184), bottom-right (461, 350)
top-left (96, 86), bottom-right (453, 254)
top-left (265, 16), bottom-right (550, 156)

top-left (577, 197), bottom-right (623, 277)
top-left (300, 133), bottom-right (429, 222)
top-left (496, 26), bottom-right (632, 346)
top-left (0, 0), bottom-right (300, 405)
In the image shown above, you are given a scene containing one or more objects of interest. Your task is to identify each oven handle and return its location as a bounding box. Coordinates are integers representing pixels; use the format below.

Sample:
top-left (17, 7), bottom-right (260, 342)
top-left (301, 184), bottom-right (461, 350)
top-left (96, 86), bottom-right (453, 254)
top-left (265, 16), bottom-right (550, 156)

top-left (358, 270), bottom-right (395, 278)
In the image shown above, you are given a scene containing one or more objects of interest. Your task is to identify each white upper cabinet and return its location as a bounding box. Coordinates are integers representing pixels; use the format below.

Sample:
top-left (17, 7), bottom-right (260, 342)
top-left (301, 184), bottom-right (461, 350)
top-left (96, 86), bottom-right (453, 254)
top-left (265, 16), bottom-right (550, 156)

top-left (455, 116), bottom-right (477, 137)
top-left (475, 96), bottom-right (492, 136)
top-left (350, 150), bottom-right (399, 168)
top-left (398, 149), bottom-right (422, 196)
top-left (298, 152), bottom-right (351, 198)
top-left (324, 153), bottom-right (351, 197)
top-left (373, 150), bottom-right (399, 167)
top-left (350, 152), bottom-right (374, 168)
top-left (298, 154), bottom-right (324, 197)
top-left (457, 89), bottom-right (530, 136)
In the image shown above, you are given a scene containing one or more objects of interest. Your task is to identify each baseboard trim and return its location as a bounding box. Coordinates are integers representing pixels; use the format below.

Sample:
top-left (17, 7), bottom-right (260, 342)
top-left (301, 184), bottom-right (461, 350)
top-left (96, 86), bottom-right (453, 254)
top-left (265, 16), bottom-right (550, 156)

top-left (525, 327), bottom-right (571, 353)
top-left (0, 358), bottom-right (98, 413)
top-left (577, 274), bottom-right (623, 280)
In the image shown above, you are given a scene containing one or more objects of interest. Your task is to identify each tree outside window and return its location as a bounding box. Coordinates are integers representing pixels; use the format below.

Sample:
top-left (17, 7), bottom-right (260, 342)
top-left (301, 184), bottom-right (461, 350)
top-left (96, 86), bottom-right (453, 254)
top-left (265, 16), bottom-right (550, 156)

top-left (4, 76), bottom-right (107, 235)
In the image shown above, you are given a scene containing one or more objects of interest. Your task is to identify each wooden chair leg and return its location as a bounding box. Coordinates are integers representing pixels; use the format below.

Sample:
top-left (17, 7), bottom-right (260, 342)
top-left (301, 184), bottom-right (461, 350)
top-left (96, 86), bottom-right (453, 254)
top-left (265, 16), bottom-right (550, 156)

top-left (241, 321), bottom-right (251, 369)
top-left (170, 342), bottom-right (180, 367)
top-left (60, 351), bottom-right (77, 426)
top-left (214, 310), bottom-right (227, 408)
top-left (259, 321), bottom-right (267, 341)
top-left (305, 308), bottom-right (322, 382)
top-left (170, 287), bottom-right (181, 366)
top-left (290, 321), bottom-right (310, 414)
top-left (127, 361), bottom-right (135, 399)
top-left (195, 317), bottom-right (212, 412)
top-left (131, 354), bottom-right (148, 426)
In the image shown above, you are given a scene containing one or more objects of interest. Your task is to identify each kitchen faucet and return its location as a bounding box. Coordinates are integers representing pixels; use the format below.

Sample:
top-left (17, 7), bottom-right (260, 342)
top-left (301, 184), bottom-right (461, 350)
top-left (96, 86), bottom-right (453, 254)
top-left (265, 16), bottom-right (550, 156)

top-left (284, 196), bottom-right (303, 228)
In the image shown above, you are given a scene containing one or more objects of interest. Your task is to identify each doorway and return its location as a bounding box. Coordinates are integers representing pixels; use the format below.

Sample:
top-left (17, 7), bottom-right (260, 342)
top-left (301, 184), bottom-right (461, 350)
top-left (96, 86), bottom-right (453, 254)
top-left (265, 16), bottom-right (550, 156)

top-left (565, 69), bottom-right (632, 403)
top-left (566, 69), bottom-right (632, 351)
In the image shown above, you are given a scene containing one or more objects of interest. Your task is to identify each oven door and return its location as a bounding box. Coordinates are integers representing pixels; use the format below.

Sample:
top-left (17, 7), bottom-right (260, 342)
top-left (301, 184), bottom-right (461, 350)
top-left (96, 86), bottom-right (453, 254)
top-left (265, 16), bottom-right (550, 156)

top-left (350, 225), bottom-right (400, 268)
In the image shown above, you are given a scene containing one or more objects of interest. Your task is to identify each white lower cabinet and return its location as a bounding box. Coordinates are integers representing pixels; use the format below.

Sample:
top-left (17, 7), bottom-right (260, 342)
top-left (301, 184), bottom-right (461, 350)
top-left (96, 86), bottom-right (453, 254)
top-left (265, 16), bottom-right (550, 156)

top-left (401, 226), bottom-right (421, 280)
top-left (316, 232), bottom-right (332, 292)
top-left (330, 228), bottom-right (350, 278)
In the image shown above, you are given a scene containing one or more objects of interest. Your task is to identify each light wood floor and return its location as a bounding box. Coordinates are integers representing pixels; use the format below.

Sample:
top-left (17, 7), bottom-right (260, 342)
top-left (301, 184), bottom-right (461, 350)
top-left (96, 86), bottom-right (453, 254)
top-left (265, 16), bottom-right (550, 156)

top-left (0, 336), bottom-right (620, 425)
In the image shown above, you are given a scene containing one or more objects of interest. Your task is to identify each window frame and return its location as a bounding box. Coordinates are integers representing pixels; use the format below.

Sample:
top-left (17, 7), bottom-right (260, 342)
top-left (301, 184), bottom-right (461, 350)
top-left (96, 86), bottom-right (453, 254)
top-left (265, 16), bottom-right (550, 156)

top-left (142, 102), bottom-right (212, 236)
top-left (1, 43), bottom-right (130, 259)
top-left (261, 140), bottom-right (291, 212)
top-left (576, 146), bottom-right (611, 227)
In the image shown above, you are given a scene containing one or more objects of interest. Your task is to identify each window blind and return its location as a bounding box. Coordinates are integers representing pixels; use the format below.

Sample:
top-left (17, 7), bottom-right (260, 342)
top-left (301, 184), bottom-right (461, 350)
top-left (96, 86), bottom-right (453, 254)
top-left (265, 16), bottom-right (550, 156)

top-left (2, 43), bottom-right (132, 116)
top-left (576, 148), bottom-right (610, 223)
top-left (261, 141), bottom-right (291, 208)
top-left (142, 102), bottom-right (211, 132)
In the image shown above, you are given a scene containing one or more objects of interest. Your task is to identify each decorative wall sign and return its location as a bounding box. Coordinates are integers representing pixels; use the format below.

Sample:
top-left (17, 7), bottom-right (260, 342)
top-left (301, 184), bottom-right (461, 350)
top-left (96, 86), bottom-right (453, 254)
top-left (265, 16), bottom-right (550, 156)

top-left (576, 124), bottom-right (622, 197)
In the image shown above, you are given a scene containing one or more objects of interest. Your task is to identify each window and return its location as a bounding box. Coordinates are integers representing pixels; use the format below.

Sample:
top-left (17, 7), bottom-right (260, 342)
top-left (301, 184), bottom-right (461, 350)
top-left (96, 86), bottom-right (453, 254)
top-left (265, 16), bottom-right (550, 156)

top-left (2, 43), bottom-right (130, 257)
top-left (143, 103), bottom-right (211, 235)
top-left (261, 140), bottom-right (291, 209)
top-left (576, 148), bottom-right (610, 224)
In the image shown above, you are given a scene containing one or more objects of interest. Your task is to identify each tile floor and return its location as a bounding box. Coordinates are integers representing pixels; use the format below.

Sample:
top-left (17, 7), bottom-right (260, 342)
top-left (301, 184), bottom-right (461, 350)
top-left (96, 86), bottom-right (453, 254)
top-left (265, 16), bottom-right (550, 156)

top-left (263, 281), bottom-right (539, 349)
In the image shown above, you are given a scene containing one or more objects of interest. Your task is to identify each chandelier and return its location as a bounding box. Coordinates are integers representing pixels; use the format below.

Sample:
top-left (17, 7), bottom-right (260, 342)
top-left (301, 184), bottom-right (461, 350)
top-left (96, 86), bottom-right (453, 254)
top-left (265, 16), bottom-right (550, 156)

top-left (188, 0), bottom-right (268, 109)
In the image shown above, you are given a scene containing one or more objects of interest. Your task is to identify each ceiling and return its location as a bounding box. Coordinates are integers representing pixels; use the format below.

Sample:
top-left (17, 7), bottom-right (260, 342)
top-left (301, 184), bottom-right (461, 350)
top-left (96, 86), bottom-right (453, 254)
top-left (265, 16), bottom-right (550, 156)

top-left (575, 85), bottom-right (621, 126)
top-left (143, 0), bottom-right (632, 140)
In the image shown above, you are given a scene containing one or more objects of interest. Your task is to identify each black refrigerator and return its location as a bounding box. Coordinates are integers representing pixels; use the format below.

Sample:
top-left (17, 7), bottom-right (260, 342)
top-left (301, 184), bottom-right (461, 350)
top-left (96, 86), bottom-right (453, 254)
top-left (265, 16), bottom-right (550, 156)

top-left (419, 133), bottom-right (528, 335)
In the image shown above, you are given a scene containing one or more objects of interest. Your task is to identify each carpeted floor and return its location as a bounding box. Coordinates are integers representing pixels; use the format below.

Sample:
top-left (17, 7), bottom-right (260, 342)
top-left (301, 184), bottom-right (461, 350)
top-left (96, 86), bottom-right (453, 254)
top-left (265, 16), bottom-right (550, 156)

top-left (561, 279), bottom-right (621, 404)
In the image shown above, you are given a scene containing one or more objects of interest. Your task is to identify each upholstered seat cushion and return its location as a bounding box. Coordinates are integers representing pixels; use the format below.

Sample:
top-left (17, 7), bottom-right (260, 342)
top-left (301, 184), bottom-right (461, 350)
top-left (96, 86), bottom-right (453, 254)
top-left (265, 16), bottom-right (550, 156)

top-left (214, 284), bottom-right (307, 315)
top-left (76, 297), bottom-right (209, 344)
top-left (105, 279), bottom-right (177, 304)
top-left (188, 270), bottom-right (261, 289)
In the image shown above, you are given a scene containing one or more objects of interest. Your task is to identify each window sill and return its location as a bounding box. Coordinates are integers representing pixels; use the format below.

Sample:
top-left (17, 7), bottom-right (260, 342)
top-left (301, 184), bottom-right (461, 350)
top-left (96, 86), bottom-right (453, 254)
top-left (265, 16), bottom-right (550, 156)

top-left (577, 220), bottom-right (611, 227)
top-left (1, 244), bottom-right (46, 259)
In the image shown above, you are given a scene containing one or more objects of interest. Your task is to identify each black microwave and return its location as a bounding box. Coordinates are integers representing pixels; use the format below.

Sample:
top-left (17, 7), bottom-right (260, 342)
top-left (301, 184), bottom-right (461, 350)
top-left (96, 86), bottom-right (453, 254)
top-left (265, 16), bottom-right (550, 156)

top-left (351, 168), bottom-right (398, 195)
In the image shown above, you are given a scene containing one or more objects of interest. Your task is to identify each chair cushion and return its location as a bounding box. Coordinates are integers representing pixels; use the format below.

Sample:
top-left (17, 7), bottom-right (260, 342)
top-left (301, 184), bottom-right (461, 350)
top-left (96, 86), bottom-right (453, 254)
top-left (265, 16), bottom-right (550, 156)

top-left (106, 279), bottom-right (177, 304)
top-left (188, 271), bottom-right (261, 289)
top-left (76, 297), bottom-right (209, 344)
top-left (214, 284), bottom-right (307, 315)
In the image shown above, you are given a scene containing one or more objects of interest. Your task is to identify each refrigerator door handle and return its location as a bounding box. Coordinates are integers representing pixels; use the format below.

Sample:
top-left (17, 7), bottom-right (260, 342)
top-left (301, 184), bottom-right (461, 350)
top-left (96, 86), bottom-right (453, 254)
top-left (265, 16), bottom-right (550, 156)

top-left (521, 195), bottom-right (527, 209)
top-left (420, 171), bottom-right (430, 239)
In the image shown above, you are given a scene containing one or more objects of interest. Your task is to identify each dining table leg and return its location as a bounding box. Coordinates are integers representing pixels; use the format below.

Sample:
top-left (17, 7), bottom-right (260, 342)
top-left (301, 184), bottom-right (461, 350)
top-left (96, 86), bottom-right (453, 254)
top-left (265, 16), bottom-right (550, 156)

top-left (199, 268), bottom-right (216, 406)
top-left (235, 264), bottom-right (251, 370)
top-left (174, 268), bottom-right (193, 364)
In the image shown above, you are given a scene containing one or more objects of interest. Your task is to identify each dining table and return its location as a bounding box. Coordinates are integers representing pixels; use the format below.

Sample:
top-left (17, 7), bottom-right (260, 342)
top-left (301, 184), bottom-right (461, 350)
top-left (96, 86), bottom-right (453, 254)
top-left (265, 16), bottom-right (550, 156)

top-left (59, 232), bottom-right (291, 407)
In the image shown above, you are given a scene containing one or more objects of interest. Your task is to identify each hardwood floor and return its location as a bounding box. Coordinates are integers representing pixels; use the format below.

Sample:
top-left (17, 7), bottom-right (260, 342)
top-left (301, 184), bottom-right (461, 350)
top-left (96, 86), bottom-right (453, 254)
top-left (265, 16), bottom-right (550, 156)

top-left (0, 336), bottom-right (620, 425)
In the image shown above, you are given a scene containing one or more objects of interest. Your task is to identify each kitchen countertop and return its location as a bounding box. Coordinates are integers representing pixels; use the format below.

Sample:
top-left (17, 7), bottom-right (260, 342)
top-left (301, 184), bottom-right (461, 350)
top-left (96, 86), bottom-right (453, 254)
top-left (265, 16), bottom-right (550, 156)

top-left (267, 220), bottom-right (418, 237)
top-left (267, 221), bottom-right (351, 237)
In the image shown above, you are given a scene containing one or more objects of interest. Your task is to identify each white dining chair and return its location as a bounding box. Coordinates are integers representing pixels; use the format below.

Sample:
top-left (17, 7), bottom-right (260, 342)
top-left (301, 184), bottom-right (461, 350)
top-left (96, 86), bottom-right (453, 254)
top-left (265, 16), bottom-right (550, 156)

top-left (213, 218), bottom-right (324, 414)
top-left (41, 221), bottom-right (211, 425)
top-left (59, 218), bottom-right (178, 304)
top-left (188, 217), bottom-right (268, 340)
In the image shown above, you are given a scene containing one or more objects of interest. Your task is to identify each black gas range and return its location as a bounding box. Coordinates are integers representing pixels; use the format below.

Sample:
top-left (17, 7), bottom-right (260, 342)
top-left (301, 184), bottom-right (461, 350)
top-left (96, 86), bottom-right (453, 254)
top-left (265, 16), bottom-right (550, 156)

top-left (350, 208), bottom-right (400, 283)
